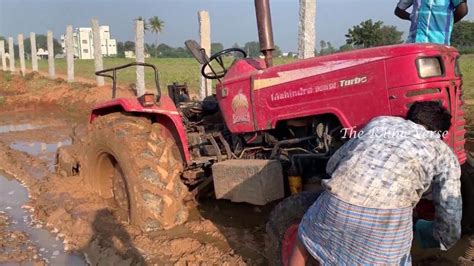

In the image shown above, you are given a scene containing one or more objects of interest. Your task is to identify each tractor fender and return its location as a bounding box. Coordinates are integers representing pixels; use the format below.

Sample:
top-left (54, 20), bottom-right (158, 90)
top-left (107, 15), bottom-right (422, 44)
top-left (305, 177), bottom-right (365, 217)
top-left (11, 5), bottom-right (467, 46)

top-left (90, 97), bottom-right (191, 164)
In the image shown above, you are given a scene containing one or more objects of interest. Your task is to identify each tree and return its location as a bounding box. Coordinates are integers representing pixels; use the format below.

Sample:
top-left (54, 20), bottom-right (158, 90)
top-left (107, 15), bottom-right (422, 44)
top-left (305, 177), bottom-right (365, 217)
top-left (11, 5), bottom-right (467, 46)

top-left (320, 40), bottom-right (327, 51)
top-left (116, 42), bottom-right (125, 57)
top-left (319, 40), bottom-right (336, 55)
top-left (273, 45), bottom-right (283, 57)
top-left (345, 19), bottom-right (403, 48)
top-left (148, 16), bottom-right (164, 52)
top-left (243, 41), bottom-right (261, 57)
top-left (123, 41), bottom-right (135, 51)
top-left (232, 43), bottom-right (245, 59)
top-left (23, 34), bottom-right (62, 56)
top-left (339, 44), bottom-right (354, 52)
top-left (451, 20), bottom-right (474, 48)
top-left (211, 42), bottom-right (224, 54)
top-left (379, 25), bottom-right (404, 46)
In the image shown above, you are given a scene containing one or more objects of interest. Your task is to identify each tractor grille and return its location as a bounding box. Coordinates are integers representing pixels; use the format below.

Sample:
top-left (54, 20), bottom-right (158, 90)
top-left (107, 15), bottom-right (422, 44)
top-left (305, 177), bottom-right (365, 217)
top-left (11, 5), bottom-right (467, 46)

top-left (390, 80), bottom-right (467, 164)
top-left (451, 80), bottom-right (467, 164)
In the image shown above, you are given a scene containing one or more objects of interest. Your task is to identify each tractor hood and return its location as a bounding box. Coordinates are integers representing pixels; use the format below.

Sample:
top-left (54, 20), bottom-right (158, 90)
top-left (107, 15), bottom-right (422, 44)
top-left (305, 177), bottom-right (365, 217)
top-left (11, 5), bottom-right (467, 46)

top-left (222, 43), bottom-right (458, 88)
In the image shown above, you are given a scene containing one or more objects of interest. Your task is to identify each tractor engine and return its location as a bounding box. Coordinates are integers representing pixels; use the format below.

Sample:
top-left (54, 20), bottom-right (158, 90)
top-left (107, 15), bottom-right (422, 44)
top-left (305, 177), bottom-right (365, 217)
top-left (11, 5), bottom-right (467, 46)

top-left (170, 84), bottom-right (344, 197)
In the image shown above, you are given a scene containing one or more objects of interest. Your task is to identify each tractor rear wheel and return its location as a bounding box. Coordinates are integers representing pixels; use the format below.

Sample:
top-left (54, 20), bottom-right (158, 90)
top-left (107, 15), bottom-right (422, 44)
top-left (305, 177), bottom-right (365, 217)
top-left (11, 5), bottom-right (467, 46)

top-left (266, 192), bottom-right (321, 266)
top-left (82, 113), bottom-right (189, 231)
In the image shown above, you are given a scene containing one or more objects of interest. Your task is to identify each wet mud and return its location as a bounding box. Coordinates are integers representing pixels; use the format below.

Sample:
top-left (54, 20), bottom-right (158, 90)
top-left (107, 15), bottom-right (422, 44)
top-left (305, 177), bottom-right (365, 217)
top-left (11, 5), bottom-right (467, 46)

top-left (0, 71), bottom-right (473, 265)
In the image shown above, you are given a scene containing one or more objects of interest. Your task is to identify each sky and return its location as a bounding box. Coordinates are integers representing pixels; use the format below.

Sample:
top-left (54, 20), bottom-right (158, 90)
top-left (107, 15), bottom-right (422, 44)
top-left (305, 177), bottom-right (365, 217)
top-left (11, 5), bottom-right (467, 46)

top-left (1, 0), bottom-right (473, 52)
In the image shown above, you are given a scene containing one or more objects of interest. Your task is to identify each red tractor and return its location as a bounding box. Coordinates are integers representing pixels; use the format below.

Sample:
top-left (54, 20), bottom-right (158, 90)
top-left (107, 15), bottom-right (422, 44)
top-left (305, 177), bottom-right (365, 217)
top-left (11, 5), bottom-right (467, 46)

top-left (58, 0), bottom-right (472, 264)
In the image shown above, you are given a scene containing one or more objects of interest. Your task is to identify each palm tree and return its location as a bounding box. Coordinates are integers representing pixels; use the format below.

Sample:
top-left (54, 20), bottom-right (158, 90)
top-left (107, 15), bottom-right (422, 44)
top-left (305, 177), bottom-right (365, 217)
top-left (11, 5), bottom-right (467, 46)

top-left (148, 16), bottom-right (165, 50)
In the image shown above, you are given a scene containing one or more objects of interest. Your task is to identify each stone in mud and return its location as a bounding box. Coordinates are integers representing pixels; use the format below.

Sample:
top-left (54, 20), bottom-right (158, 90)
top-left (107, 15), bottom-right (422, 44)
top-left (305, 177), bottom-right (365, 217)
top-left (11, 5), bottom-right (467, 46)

top-left (56, 145), bottom-right (80, 177)
top-left (46, 208), bottom-right (72, 227)
top-left (212, 159), bottom-right (284, 205)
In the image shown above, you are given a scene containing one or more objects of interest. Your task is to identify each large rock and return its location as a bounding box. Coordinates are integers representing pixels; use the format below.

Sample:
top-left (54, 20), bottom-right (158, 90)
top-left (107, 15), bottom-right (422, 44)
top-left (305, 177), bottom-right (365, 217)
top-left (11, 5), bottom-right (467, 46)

top-left (212, 159), bottom-right (284, 205)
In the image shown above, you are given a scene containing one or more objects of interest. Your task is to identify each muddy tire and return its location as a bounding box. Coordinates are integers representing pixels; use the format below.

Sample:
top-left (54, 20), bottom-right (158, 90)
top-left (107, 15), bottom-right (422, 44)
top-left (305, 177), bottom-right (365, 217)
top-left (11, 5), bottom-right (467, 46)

top-left (266, 192), bottom-right (321, 266)
top-left (82, 113), bottom-right (189, 231)
top-left (461, 161), bottom-right (474, 234)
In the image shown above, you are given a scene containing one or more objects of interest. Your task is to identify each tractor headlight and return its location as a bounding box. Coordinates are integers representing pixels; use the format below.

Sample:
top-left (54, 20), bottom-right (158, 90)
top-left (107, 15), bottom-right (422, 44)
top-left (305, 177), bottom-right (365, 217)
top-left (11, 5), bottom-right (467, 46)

top-left (416, 57), bottom-right (443, 78)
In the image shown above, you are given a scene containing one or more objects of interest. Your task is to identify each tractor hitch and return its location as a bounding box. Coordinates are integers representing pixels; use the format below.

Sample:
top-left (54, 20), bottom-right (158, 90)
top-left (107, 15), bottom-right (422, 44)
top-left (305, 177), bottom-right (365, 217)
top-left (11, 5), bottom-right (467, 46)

top-left (95, 62), bottom-right (161, 104)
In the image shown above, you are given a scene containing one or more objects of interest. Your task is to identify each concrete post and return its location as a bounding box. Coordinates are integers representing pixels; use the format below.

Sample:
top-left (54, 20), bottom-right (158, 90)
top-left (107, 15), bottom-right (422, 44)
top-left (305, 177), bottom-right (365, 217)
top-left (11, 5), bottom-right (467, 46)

top-left (65, 25), bottom-right (74, 82)
top-left (0, 41), bottom-right (6, 71)
top-left (198, 10), bottom-right (212, 99)
top-left (30, 32), bottom-right (38, 72)
top-left (18, 34), bottom-right (26, 76)
top-left (47, 30), bottom-right (55, 78)
top-left (135, 20), bottom-right (145, 96)
top-left (298, 0), bottom-right (316, 59)
top-left (8, 37), bottom-right (15, 72)
top-left (91, 19), bottom-right (104, 86)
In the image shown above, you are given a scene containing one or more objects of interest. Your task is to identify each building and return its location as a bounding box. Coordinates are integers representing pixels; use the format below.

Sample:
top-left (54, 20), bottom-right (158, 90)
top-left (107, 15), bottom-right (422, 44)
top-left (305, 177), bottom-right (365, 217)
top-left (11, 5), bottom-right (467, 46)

top-left (61, 25), bottom-right (117, 59)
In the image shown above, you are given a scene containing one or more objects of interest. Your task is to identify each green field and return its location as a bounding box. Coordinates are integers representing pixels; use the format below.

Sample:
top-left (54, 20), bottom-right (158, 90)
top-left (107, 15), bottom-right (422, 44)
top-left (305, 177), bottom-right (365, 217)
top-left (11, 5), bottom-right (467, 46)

top-left (24, 57), bottom-right (295, 93)
top-left (13, 54), bottom-right (473, 102)
top-left (460, 54), bottom-right (474, 101)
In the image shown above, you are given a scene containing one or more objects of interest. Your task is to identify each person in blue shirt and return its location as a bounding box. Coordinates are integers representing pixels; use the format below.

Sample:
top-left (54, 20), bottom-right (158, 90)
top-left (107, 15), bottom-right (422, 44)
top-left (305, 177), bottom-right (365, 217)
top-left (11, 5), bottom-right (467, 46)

top-left (395, 0), bottom-right (468, 45)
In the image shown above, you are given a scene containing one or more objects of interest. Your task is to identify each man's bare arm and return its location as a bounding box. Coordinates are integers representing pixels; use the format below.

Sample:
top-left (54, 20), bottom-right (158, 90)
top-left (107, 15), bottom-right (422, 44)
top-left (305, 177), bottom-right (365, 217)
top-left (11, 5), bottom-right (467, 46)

top-left (395, 7), bottom-right (411, 20)
top-left (454, 2), bottom-right (468, 23)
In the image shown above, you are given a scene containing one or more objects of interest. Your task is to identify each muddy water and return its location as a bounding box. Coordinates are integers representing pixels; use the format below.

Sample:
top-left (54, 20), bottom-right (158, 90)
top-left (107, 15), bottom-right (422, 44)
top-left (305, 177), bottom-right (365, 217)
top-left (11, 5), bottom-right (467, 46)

top-left (0, 172), bottom-right (86, 265)
top-left (10, 140), bottom-right (71, 172)
top-left (0, 124), bottom-right (43, 134)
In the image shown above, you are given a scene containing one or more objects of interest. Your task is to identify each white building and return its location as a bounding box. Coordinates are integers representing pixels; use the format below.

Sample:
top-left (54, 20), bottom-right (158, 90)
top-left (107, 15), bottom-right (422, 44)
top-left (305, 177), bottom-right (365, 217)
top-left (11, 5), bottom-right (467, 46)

top-left (61, 25), bottom-right (117, 59)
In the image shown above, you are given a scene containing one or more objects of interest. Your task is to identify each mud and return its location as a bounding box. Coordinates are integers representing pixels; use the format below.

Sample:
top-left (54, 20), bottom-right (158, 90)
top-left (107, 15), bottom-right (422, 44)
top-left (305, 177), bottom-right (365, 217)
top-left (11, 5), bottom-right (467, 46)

top-left (0, 71), bottom-right (473, 265)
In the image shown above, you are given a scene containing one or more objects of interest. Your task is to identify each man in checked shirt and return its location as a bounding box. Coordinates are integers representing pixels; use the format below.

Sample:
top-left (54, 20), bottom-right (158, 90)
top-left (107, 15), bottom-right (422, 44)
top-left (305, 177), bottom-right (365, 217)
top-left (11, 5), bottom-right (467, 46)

top-left (289, 101), bottom-right (462, 265)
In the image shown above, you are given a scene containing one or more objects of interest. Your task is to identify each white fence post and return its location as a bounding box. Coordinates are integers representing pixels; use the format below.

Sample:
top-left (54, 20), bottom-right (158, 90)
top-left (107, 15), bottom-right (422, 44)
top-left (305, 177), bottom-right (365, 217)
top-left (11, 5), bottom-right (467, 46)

top-left (298, 0), bottom-right (316, 59)
top-left (18, 34), bottom-right (26, 76)
top-left (198, 10), bottom-right (212, 99)
top-left (0, 41), bottom-right (6, 71)
top-left (66, 25), bottom-right (74, 82)
top-left (135, 20), bottom-right (145, 96)
top-left (8, 37), bottom-right (15, 72)
top-left (91, 19), bottom-right (104, 86)
top-left (30, 32), bottom-right (38, 72)
top-left (47, 30), bottom-right (56, 78)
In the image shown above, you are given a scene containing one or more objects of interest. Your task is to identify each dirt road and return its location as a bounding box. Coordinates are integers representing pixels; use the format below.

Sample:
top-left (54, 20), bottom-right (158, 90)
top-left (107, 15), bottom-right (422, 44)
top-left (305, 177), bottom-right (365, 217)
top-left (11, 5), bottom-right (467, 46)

top-left (0, 71), bottom-right (473, 265)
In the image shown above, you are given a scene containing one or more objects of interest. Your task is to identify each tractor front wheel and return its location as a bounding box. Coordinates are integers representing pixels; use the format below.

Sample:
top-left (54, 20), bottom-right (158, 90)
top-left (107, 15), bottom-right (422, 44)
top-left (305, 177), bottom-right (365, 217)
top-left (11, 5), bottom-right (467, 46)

top-left (82, 113), bottom-right (189, 231)
top-left (266, 192), bottom-right (321, 266)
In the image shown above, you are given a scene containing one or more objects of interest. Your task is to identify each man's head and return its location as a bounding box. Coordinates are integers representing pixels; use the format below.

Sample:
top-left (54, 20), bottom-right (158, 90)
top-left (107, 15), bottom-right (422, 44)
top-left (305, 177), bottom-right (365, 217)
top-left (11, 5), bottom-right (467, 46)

top-left (407, 101), bottom-right (452, 133)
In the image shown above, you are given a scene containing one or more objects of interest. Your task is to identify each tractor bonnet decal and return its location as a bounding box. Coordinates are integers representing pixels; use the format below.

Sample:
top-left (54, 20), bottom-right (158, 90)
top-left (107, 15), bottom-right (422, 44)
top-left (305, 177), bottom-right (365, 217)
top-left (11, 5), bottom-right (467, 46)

top-left (232, 91), bottom-right (251, 124)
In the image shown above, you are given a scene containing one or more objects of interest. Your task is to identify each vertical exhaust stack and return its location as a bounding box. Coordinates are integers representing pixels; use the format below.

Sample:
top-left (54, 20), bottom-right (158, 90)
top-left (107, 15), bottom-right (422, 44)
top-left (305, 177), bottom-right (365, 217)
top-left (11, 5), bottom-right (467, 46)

top-left (255, 0), bottom-right (275, 68)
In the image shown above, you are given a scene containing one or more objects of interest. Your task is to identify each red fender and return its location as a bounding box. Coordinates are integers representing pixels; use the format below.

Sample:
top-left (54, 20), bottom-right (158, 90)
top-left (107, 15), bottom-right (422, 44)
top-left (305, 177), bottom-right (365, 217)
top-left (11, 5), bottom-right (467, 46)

top-left (90, 96), bottom-right (191, 164)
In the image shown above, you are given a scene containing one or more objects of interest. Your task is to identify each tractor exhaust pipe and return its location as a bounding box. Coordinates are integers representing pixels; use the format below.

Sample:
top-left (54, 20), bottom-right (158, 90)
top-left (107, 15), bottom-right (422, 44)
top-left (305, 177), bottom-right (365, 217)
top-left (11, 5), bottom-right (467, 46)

top-left (254, 0), bottom-right (275, 68)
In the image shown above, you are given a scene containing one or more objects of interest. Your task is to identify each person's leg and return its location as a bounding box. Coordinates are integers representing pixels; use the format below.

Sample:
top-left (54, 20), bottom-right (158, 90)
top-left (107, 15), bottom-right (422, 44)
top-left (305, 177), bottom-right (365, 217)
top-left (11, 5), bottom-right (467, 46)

top-left (289, 237), bottom-right (311, 266)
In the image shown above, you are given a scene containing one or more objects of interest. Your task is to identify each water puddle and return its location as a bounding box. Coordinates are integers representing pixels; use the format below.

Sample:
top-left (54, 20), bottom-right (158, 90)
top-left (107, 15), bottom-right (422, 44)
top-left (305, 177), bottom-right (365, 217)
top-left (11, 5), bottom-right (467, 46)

top-left (0, 124), bottom-right (44, 134)
top-left (0, 171), bottom-right (86, 265)
top-left (9, 140), bottom-right (72, 172)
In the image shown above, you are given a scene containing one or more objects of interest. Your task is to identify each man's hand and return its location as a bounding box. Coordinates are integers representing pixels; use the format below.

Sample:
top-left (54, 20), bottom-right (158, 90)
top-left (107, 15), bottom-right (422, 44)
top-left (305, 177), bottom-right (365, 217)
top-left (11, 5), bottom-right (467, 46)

top-left (395, 7), bottom-right (411, 20)
top-left (454, 2), bottom-right (468, 23)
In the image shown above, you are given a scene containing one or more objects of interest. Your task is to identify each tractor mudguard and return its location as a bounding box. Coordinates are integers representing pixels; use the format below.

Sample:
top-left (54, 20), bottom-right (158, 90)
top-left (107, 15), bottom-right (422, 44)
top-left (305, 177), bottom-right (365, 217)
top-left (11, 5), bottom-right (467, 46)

top-left (89, 96), bottom-right (191, 164)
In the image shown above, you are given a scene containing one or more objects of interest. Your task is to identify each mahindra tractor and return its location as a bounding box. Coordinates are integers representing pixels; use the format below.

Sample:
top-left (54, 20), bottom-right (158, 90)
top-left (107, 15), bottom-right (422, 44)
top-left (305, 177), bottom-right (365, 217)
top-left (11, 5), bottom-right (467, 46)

top-left (56, 0), bottom-right (474, 264)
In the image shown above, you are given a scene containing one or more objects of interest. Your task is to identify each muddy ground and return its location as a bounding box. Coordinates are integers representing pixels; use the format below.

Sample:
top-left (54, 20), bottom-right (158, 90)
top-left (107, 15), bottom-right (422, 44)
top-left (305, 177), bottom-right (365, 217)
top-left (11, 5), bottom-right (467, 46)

top-left (0, 71), bottom-right (473, 265)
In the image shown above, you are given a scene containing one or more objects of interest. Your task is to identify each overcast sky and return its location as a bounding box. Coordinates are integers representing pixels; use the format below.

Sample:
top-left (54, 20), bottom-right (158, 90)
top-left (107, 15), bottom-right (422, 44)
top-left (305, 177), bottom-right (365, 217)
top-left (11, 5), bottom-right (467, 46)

top-left (1, 0), bottom-right (473, 52)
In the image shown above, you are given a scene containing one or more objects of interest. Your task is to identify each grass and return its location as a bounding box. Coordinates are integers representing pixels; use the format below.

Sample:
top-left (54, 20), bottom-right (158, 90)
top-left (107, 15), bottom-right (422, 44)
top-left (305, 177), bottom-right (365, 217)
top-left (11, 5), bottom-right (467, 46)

top-left (460, 54), bottom-right (474, 101)
top-left (22, 57), bottom-right (295, 93)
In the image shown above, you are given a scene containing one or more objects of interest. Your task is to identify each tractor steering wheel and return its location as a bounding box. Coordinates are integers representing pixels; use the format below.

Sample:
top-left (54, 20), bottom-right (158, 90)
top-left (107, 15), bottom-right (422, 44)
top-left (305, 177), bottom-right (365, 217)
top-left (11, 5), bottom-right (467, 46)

top-left (201, 48), bottom-right (247, 80)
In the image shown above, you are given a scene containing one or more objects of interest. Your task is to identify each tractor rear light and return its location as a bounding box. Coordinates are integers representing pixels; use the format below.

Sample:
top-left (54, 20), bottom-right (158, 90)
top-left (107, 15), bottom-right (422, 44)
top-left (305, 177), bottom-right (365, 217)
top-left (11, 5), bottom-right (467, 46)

top-left (416, 57), bottom-right (443, 78)
top-left (138, 93), bottom-right (157, 107)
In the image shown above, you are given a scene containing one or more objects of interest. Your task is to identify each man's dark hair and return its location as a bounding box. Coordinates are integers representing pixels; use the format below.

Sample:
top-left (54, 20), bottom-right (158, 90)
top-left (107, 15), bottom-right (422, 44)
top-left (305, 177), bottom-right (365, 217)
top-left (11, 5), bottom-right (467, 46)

top-left (407, 101), bottom-right (452, 132)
